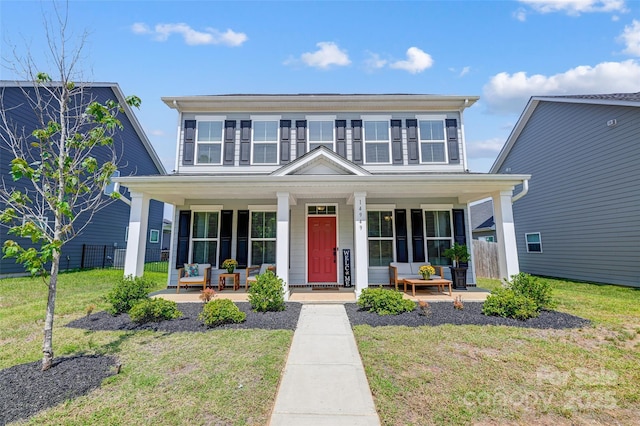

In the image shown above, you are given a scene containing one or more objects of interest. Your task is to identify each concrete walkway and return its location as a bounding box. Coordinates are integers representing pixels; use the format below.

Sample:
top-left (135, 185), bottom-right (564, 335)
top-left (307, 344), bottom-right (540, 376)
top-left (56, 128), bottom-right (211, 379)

top-left (269, 304), bottom-right (380, 425)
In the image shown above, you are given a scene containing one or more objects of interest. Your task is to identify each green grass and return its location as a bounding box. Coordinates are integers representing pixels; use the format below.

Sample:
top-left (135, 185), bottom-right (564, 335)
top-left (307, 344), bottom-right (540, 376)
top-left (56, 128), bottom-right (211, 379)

top-left (0, 269), bottom-right (292, 425)
top-left (356, 276), bottom-right (640, 425)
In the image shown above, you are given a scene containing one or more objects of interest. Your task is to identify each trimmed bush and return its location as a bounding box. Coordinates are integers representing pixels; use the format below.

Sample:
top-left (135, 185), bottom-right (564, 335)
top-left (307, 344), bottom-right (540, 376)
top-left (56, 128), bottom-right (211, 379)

top-left (105, 275), bottom-right (154, 315)
top-left (129, 298), bottom-right (182, 323)
top-left (482, 288), bottom-right (539, 320)
top-left (248, 270), bottom-right (286, 312)
top-left (357, 287), bottom-right (415, 316)
top-left (199, 299), bottom-right (246, 326)
top-left (506, 273), bottom-right (556, 310)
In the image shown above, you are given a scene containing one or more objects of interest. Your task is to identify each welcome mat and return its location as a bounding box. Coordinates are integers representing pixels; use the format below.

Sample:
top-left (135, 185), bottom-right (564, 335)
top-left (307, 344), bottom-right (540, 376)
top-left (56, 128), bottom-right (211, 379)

top-left (311, 285), bottom-right (341, 291)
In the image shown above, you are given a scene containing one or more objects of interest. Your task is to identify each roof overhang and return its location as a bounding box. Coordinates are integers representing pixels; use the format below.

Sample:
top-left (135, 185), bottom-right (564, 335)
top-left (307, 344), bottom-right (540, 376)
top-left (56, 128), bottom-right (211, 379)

top-left (161, 94), bottom-right (479, 114)
top-left (115, 173), bottom-right (530, 207)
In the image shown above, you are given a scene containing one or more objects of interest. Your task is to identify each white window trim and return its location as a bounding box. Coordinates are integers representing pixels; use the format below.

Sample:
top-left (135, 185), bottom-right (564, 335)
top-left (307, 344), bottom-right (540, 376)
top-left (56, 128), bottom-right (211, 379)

top-left (417, 116), bottom-right (448, 164)
top-left (125, 226), bottom-right (128, 242)
top-left (194, 115), bottom-right (226, 165)
top-left (149, 229), bottom-right (160, 244)
top-left (250, 116), bottom-right (281, 165)
top-left (423, 207), bottom-right (454, 265)
top-left (189, 210), bottom-right (221, 266)
top-left (306, 115), bottom-right (337, 152)
top-left (525, 232), bottom-right (543, 253)
top-left (366, 208), bottom-right (396, 267)
top-left (249, 210), bottom-right (277, 266)
top-left (361, 115), bottom-right (392, 165)
top-left (22, 214), bottom-right (49, 232)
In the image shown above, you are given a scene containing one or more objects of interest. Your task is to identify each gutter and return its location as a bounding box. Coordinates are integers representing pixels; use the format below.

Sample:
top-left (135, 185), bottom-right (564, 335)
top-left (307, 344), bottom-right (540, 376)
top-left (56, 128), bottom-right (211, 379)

top-left (511, 179), bottom-right (529, 203)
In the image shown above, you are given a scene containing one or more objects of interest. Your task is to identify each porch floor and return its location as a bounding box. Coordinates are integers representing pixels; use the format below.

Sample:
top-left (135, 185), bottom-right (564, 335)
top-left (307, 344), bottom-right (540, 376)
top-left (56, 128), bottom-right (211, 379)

top-left (151, 285), bottom-right (490, 304)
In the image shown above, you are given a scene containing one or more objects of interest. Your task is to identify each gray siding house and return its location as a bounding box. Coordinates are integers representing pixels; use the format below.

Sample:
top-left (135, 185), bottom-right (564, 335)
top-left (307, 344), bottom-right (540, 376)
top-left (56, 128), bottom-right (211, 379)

top-left (0, 82), bottom-right (166, 275)
top-left (470, 199), bottom-right (496, 242)
top-left (118, 94), bottom-right (530, 297)
top-left (491, 92), bottom-right (640, 287)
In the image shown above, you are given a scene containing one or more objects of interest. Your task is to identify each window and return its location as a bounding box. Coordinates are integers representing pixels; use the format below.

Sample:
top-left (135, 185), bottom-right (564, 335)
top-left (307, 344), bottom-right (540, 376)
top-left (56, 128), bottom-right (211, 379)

top-left (104, 170), bottom-right (120, 196)
top-left (425, 210), bottom-right (452, 265)
top-left (363, 119), bottom-right (390, 163)
top-left (525, 233), bottom-right (542, 253)
top-left (191, 211), bottom-right (219, 265)
top-left (419, 119), bottom-right (446, 163)
top-left (125, 226), bottom-right (128, 242)
top-left (308, 205), bottom-right (336, 215)
top-left (252, 120), bottom-right (279, 164)
top-left (367, 211), bottom-right (394, 266)
top-left (196, 119), bottom-right (224, 164)
top-left (149, 229), bottom-right (160, 244)
top-left (479, 236), bottom-right (495, 242)
top-left (250, 211), bottom-right (277, 264)
top-left (308, 120), bottom-right (335, 151)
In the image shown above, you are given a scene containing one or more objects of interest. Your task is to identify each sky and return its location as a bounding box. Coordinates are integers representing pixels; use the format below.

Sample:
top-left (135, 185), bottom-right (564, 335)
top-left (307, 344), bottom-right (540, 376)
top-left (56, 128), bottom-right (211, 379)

top-left (2, 0), bottom-right (640, 176)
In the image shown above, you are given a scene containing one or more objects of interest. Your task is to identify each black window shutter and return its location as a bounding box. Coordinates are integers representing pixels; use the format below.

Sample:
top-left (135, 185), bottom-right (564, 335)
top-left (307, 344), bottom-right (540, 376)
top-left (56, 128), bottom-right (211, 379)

top-left (223, 120), bottom-right (236, 165)
top-left (336, 120), bottom-right (347, 158)
top-left (410, 209), bottom-right (425, 262)
top-left (280, 120), bottom-right (291, 164)
top-left (452, 209), bottom-right (467, 266)
top-left (218, 210), bottom-right (233, 268)
top-left (406, 119), bottom-right (419, 164)
top-left (394, 209), bottom-right (408, 262)
top-left (351, 120), bottom-right (363, 164)
top-left (446, 118), bottom-right (460, 164)
top-left (175, 210), bottom-right (191, 268)
top-left (296, 120), bottom-right (307, 158)
top-left (182, 120), bottom-right (196, 165)
top-left (236, 210), bottom-right (250, 268)
top-left (391, 119), bottom-right (403, 164)
top-left (239, 120), bottom-right (251, 165)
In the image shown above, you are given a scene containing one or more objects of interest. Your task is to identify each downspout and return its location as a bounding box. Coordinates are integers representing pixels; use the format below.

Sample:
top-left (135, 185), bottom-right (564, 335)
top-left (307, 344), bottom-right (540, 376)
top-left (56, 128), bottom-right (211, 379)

top-left (511, 178), bottom-right (529, 203)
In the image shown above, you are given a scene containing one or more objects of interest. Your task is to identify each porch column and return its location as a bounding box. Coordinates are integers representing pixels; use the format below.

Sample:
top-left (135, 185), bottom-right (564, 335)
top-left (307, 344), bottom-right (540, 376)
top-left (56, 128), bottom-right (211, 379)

top-left (492, 190), bottom-right (520, 280)
top-left (352, 192), bottom-right (368, 297)
top-left (276, 192), bottom-right (290, 300)
top-left (124, 191), bottom-right (150, 277)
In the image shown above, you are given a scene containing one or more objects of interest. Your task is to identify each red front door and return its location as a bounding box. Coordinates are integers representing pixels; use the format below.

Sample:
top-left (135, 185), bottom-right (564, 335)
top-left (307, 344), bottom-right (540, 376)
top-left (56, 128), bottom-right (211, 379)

top-left (308, 216), bottom-right (337, 283)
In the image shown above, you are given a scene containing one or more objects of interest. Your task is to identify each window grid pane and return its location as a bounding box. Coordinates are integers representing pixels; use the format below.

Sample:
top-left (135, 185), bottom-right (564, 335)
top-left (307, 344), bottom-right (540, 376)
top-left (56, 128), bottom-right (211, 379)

top-left (197, 121), bottom-right (223, 142)
top-left (419, 120), bottom-right (445, 141)
top-left (421, 142), bottom-right (446, 162)
top-left (197, 144), bottom-right (221, 164)
top-left (251, 241), bottom-right (276, 264)
top-left (192, 241), bottom-right (217, 264)
top-left (192, 212), bottom-right (219, 239)
top-left (368, 240), bottom-right (394, 267)
top-left (253, 144), bottom-right (277, 164)
top-left (253, 121), bottom-right (278, 142)
top-left (251, 212), bottom-right (276, 239)
top-left (309, 121), bottom-right (334, 142)
top-left (427, 240), bottom-right (451, 266)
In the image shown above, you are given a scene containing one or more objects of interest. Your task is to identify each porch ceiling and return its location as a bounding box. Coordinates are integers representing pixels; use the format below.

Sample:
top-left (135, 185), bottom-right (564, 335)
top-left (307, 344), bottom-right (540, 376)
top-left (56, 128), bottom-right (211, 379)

top-left (115, 173), bottom-right (530, 206)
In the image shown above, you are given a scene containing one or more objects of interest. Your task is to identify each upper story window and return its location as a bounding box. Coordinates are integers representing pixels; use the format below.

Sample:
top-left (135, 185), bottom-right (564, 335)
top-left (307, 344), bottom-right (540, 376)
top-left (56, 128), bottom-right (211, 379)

top-left (196, 117), bottom-right (224, 164)
top-left (252, 117), bottom-right (279, 164)
top-left (307, 116), bottom-right (336, 151)
top-left (418, 117), bottom-right (447, 163)
top-left (363, 116), bottom-right (391, 164)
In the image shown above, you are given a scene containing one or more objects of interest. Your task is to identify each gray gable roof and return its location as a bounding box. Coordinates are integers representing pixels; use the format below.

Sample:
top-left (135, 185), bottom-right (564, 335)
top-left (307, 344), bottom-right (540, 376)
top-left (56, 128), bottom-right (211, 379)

top-left (546, 92), bottom-right (640, 102)
top-left (470, 199), bottom-right (494, 231)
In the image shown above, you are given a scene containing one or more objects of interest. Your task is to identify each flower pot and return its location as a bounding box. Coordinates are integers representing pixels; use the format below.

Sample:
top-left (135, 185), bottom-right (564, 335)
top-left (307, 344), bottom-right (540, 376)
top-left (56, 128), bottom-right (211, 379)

top-left (226, 268), bottom-right (235, 274)
top-left (449, 266), bottom-right (468, 290)
top-left (420, 273), bottom-right (431, 280)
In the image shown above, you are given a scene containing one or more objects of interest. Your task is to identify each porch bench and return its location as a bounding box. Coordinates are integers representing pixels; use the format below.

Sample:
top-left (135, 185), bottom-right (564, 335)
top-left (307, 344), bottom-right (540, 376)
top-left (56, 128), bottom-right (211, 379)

top-left (176, 263), bottom-right (212, 293)
top-left (389, 262), bottom-right (444, 291)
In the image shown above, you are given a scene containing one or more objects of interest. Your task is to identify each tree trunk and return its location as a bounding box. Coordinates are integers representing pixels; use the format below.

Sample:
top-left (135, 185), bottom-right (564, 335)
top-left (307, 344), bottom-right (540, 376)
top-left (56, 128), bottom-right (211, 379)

top-left (42, 251), bottom-right (60, 371)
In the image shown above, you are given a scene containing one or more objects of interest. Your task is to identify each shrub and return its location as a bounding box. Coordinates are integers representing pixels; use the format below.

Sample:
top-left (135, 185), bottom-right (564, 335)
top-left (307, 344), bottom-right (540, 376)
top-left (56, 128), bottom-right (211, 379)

top-left (199, 299), bottom-right (246, 326)
top-left (505, 273), bottom-right (556, 310)
top-left (129, 298), bottom-right (182, 323)
top-left (105, 275), bottom-right (154, 315)
top-left (357, 287), bottom-right (415, 315)
top-left (482, 288), bottom-right (539, 320)
top-left (248, 270), bottom-right (286, 312)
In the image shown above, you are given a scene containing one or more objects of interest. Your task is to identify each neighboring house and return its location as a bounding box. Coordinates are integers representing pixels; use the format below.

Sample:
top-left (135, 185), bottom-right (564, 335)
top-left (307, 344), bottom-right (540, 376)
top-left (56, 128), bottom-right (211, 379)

top-left (0, 81), bottom-right (166, 276)
top-left (470, 199), bottom-right (496, 242)
top-left (118, 94), bottom-right (529, 297)
top-left (491, 92), bottom-right (640, 287)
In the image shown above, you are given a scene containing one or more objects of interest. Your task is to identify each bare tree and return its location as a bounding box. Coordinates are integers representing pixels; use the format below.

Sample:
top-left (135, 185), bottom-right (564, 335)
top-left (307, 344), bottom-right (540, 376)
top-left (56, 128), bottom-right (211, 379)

top-left (0, 2), bottom-right (139, 370)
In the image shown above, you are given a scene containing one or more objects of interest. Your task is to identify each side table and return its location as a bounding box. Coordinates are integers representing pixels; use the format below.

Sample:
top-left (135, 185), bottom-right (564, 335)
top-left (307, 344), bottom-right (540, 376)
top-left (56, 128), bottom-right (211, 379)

top-left (218, 272), bottom-right (240, 291)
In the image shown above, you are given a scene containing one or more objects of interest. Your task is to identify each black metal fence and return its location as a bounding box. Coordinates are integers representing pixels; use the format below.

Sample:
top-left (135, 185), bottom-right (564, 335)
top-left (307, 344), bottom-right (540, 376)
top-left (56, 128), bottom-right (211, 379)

top-left (81, 245), bottom-right (168, 273)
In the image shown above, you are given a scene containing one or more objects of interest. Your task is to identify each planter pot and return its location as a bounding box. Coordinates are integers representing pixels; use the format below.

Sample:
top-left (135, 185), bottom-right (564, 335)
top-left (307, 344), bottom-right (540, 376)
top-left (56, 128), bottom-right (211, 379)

top-left (420, 273), bottom-right (431, 280)
top-left (226, 268), bottom-right (235, 274)
top-left (449, 266), bottom-right (468, 290)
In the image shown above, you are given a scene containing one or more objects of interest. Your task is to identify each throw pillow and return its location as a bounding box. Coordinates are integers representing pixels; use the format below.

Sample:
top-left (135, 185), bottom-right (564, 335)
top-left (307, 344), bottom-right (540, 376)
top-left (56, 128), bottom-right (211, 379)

top-left (184, 263), bottom-right (199, 277)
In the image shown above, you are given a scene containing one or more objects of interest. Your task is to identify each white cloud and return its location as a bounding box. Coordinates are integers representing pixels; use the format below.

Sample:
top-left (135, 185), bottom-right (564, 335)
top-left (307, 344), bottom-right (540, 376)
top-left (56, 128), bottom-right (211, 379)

top-left (364, 52), bottom-right (387, 72)
top-left (518, 0), bottom-right (628, 16)
top-left (483, 60), bottom-right (640, 114)
top-left (466, 137), bottom-right (506, 158)
top-left (513, 7), bottom-right (528, 21)
top-left (459, 66), bottom-right (471, 77)
top-left (131, 22), bottom-right (247, 47)
top-left (389, 47), bottom-right (433, 74)
top-left (296, 42), bottom-right (351, 69)
top-left (619, 19), bottom-right (640, 56)
top-left (150, 129), bottom-right (165, 137)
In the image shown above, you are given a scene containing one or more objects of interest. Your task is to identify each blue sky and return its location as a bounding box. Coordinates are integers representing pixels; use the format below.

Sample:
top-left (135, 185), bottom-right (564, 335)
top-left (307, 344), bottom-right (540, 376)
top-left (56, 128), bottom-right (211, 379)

top-left (2, 0), bottom-right (640, 174)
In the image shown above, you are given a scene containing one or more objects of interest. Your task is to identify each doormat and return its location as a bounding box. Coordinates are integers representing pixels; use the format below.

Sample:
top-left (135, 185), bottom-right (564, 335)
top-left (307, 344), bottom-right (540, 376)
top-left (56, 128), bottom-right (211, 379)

top-left (312, 285), bottom-right (340, 291)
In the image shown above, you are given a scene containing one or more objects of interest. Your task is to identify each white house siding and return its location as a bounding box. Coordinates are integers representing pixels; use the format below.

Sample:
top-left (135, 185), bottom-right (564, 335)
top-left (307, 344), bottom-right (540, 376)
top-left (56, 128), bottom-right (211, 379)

top-left (496, 101), bottom-right (640, 287)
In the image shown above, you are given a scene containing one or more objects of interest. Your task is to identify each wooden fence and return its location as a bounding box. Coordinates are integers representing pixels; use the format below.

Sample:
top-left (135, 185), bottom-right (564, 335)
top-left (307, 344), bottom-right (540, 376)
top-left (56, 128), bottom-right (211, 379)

top-left (472, 240), bottom-right (499, 279)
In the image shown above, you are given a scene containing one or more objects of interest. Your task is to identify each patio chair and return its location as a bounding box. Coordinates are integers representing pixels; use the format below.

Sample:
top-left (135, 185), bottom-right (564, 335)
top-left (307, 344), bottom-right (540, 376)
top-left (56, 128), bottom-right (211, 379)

top-left (176, 263), bottom-right (212, 293)
top-left (245, 264), bottom-right (276, 289)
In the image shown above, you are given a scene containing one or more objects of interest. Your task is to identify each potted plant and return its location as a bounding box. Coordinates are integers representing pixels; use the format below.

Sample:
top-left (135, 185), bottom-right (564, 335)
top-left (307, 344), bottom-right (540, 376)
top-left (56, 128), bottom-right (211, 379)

top-left (221, 259), bottom-right (238, 273)
top-left (444, 243), bottom-right (470, 290)
top-left (418, 264), bottom-right (435, 280)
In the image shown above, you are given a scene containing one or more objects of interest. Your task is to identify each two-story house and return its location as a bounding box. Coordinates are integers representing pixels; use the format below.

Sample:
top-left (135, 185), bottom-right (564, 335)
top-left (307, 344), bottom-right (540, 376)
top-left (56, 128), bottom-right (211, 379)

top-left (0, 81), bottom-right (165, 276)
top-left (117, 94), bottom-right (529, 297)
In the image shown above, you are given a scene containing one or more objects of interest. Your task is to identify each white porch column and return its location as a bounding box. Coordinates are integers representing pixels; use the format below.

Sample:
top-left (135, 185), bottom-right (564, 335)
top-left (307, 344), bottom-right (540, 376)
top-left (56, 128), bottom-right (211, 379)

top-left (492, 190), bottom-right (520, 280)
top-left (276, 192), bottom-right (290, 300)
top-left (124, 191), bottom-right (150, 277)
top-left (352, 192), bottom-right (368, 297)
